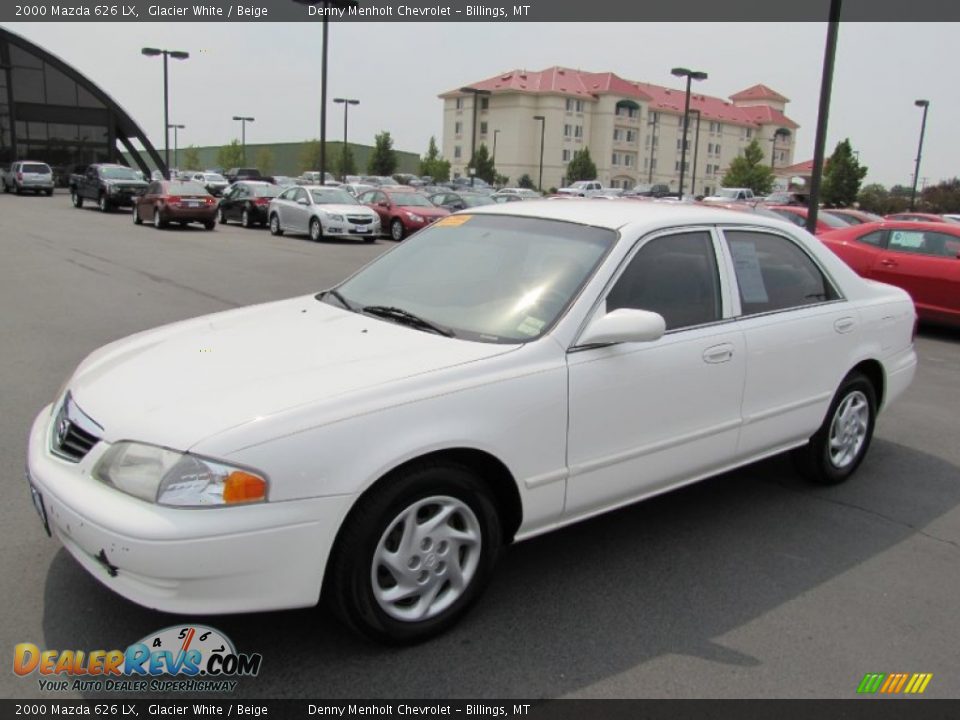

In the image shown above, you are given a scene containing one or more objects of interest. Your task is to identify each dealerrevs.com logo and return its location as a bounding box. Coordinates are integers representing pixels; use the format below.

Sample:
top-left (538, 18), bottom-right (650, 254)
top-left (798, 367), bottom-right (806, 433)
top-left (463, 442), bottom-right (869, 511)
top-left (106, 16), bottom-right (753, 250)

top-left (14, 625), bottom-right (262, 693)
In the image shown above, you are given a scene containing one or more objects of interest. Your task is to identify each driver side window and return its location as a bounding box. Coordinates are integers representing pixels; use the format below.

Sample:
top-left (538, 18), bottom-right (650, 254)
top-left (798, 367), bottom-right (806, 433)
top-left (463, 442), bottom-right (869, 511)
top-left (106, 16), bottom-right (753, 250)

top-left (606, 231), bottom-right (722, 331)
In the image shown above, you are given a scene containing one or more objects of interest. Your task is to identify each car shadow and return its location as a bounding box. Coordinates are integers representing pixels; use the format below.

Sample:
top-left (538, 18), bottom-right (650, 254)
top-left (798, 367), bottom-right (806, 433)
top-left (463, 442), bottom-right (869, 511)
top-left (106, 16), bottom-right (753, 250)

top-left (38, 440), bottom-right (960, 699)
top-left (918, 323), bottom-right (960, 344)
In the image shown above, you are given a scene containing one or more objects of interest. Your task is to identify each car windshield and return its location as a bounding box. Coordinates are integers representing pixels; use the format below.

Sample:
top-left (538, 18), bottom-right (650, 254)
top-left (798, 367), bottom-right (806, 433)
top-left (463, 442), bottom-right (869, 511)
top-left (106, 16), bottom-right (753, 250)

top-left (203, 173), bottom-right (226, 182)
top-left (716, 189), bottom-right (741, 199)
top-left (462, 195), bottom-right (495, 207)
top-left (388, 193), bottom-right (433, 207)
top-left (251, 185), bottom-right (281, 198)
top-left (311, 189), bottom-right (358, 205)
top-left (166, 182), bottom-right (209, 195)
top-left (101, 167), bottom-right (141, 180)
top-left (327, 215), bottom-right (615, 343)
top-left (819, 211), bottom-right (850, 229)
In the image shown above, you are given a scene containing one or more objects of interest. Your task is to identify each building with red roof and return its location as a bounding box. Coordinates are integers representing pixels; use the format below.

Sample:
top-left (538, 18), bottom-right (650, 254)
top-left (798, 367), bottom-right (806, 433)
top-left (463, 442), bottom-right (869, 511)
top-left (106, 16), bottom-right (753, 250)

top-left (440, 67), bottom-right (798, 194)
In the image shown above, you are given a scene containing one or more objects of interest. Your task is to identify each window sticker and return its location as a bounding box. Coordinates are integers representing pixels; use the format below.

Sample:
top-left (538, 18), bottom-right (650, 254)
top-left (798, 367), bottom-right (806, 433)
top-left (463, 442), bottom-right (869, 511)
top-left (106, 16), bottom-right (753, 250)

top-left (517, 316), bottom-right (546, 337)
top-left (890, 231), bottom-right (924, 250)
top-left (435, 215), bottom-right (473, 227)
top-left (728, 239), bottom-right (769, 304)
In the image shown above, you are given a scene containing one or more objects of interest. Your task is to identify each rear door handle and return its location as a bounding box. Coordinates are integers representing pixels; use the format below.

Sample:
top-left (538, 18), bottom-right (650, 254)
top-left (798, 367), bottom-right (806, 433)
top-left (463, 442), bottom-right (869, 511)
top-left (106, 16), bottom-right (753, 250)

top-left (703, 343), bottom-right (734, 364)
top-left (880, 259), bottom-right (898, 267)
top-left (834, 316), bottom-right (856, 334)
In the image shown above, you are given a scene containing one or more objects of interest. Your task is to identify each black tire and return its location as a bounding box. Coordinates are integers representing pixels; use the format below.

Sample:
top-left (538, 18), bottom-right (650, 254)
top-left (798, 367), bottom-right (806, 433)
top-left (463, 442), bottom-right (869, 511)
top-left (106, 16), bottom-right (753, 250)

top-left (325, 460), bottom-right (502, 644)
top-left (153, 207), bottom-right (167, 229)
top-left (203, 220), bottom-right (216, 231)
top-left (45, 189), bottom-right (54, 197)
top-left (309, 217), bottom-right (323, 242)
top-left (390, 218), bottom-right (405, 242)
top-left (218, 207), bottom-right (228, 225)
top-left (241, 207), bottom-right (252, 228)
top-left (269, 213), bottom-right (283, 236)
top-left (98, 193), bottom-right (111, 213)
top-left (71, 190), bottom-right (83, 208)
top-left (2, 181), bottom-right (9, 194)
top-left (363, 236), bottom-right (376, 244)
top-left (132, 204), bottom-right (142, 225)
top-left (794, 371), bottom-right (877, 486)
top-left (15, 183), bottom-right (23, 195)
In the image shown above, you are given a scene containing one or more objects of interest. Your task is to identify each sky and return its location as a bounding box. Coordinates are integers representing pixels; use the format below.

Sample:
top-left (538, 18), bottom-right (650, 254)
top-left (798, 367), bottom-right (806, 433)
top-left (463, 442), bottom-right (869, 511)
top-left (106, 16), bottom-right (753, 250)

top-left (4, 21), bottom-right (957, 188)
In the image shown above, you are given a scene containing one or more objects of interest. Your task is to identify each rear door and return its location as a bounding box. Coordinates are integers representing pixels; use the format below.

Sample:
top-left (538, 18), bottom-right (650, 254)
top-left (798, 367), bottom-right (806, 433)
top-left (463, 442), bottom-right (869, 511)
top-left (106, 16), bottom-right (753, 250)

top-left (872, 228), bottom-right (960, 320)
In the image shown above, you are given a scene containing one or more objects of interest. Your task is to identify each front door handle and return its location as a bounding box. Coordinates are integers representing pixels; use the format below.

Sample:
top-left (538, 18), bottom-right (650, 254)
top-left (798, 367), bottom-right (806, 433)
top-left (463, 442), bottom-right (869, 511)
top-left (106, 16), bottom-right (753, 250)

top-left (834, 316), bottom-right (856, 334)
top-left (880, 259), bottom-right (898, 267)
top-left (703, 343), bottom-right (734, 364)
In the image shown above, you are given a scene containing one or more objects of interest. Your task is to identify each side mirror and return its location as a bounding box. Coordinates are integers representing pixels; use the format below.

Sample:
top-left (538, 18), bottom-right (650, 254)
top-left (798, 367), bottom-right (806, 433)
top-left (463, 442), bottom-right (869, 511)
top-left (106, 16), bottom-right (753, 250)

top-left (378, 201), bottom-right (389, 208)
top-left (577, 308), bottom-right (666, 346)
top-left (297, 198), bottom-right (310, 206)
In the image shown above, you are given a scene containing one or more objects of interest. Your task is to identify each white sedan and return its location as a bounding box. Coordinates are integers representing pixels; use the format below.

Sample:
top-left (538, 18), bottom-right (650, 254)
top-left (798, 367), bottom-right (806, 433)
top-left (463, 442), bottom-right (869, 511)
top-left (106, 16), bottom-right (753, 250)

top-left (26, 201), bottom-right (917, 643)
top-left (267, 185), bottom-right (380, 242)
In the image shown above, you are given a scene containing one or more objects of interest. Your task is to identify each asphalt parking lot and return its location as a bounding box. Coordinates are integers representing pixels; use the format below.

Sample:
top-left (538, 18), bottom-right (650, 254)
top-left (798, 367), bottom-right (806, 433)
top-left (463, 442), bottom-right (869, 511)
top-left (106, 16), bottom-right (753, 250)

top-left (2, 190), bottom-right (959, 700)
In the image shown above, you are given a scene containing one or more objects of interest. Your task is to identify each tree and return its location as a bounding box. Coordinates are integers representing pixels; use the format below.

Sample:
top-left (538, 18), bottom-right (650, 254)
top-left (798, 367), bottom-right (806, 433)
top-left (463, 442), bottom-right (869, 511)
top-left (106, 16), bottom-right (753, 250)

top-left (821, 139), bottom-right (868, 207)
top-left (298, 139), bottom-right (322, 173)
top-left (565, 148), bottom-right (597, 183)
top-left (255, 147), bottom-right (274, 175)
top-left (367, 131), bottom-right (397, 175)
top-left (720, 139), bottom-right (774, 195)
top-left (467, 143), bottom-right (496, 184)
top-left (181, 145), bottom-right (201, 170)
top-left (216, 140), bottom-right (244, 169)
top-left (517, 173), bottom-right (536, 190)
top-left (419, 136), bottom-right (450, 181)
top-left (921, 178), bottom-right (960, 213)
top-left (337, 145), bottom-right (357, 179)
top-left (857, 183), bottom-right (910, 215)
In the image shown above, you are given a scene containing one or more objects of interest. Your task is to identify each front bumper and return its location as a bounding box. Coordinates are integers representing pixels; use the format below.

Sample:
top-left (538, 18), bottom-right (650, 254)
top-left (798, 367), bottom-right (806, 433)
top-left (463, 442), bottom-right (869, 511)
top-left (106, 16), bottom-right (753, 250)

top-left (26, 405), bottom-right (354, 614)
top-left (324, 220), bottom-right (381, 239)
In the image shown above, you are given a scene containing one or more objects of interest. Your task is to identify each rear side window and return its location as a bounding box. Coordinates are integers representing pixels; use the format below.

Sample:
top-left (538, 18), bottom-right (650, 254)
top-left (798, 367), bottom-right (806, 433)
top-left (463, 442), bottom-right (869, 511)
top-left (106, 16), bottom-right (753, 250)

top-left (606, 231), bottom-right (721, 331)
top-left (725, 230), bottom-right (839, 316)
top-left (856, 231), bottom-right (884, 247)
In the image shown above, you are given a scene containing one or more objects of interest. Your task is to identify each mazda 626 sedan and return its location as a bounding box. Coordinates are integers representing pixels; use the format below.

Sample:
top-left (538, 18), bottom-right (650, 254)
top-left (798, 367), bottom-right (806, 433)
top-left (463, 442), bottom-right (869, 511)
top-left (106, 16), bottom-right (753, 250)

top-left (26, 201), bottom-right (917, 643)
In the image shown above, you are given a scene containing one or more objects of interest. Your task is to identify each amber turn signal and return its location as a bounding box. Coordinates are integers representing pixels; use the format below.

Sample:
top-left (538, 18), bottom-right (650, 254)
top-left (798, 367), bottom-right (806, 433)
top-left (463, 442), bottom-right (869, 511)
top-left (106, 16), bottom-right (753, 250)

top-left (223, 471), bottom-right (267, 504)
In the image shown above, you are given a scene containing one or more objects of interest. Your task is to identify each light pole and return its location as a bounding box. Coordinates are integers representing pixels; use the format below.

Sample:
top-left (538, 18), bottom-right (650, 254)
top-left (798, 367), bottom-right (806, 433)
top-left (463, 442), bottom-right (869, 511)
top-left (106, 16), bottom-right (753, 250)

top-left (167, 124), bottom-right (184, 172)
top-left (141, 47), bottom-right (189, 179)
top-left (293, 0), bottom-right (358, 185)
top-left (492, 129), bottom-right (500, 164)
top-left (910, 99), bottom-right (930, 211)
top-left (232, 116), bottom-right (254, 166)
top-left (460, 87), bottom-right (491, 187)
top-left (770, 127), bottom-right (791, 168)
top-left (806, 0), bottom-right (841, 234)
top-left (688, 109), bottom-right (701, 198)
top-left (647, 112), bottom-right (659, 183)
top-left (532, 115), bottom-right (545, 192)
top-left (333, 97), bottom-right (359, 182)
top-left (671, 67), bottom-right (707, 201)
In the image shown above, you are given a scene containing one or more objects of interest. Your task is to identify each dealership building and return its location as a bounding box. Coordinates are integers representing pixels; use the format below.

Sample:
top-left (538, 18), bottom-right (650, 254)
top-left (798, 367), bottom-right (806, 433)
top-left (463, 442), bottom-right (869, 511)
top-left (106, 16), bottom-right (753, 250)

top-left (0, 27), bottom-right (163, 180)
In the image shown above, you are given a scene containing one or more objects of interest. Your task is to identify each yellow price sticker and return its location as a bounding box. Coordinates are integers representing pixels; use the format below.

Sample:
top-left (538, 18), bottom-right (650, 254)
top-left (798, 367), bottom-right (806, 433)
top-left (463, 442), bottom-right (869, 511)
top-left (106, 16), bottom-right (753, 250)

top-left (435, 214), bottom-right (473, 227)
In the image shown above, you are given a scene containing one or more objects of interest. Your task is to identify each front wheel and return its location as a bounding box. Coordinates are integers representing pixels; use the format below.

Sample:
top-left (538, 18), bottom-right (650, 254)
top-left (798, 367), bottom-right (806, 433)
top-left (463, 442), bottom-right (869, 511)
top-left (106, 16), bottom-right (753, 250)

top-left (269, 214), bottom-right (283, 236)
top-left (309, 217), bottom-right (323, 242)
top-left (132, 204), bottom-right (142, 225)
top-left (390, 219), bottom-right (405, 242)
top-left (98, 194), bottom-right (110, 213)
top-left (241, 207), bottom-right (252, 228)
top-left (218, 207), bottom-right (228, 224)
top-left (45, 189), bottom-right (54, 197)
top-left (325, 461), bottom-right (502, 644)
top-left (794, 371), bottom-right (877, 486)
top-left (71, 190), bottom-right (83, 208)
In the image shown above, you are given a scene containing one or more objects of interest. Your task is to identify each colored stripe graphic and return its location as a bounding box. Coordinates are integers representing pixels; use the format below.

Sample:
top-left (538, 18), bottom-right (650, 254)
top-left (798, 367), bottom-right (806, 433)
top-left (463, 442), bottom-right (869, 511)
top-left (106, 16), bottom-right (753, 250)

top-left (857, 672), bottom-right (932, 694)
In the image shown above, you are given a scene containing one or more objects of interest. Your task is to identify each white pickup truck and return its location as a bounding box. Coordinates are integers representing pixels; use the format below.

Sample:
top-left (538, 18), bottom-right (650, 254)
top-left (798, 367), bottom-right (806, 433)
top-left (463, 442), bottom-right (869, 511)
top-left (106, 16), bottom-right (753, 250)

top-left (556, 180), bottom-right (604, 197)
top-left (703, 187), bottom-right (756, 202)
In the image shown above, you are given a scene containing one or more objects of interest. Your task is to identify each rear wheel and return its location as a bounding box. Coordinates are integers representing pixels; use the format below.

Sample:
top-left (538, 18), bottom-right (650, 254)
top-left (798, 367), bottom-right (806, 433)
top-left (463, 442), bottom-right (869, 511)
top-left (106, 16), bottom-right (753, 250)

top-left (269, 214), bottom-right (283, 236)
top-left (794, 371), bottom-right (877, 486)
top-left (218, 207), bottom-right (228, 224)
top-left (153, 207), bottom-right (167, 229)
top-left (71, 190), bottom-right (82, 208)
top-left (2, 180), bottom-right (9, 194)
top-left (15, 183), bottom-right (23, 195)
top-left (45, 189), bottom-right (53, 197)
top-left (390, 219), bottom-right (405, 241)
top-left (132, 204), bottom-right (142, 225)
top-left (98, 193), bottom-right (110, 213)
top-left (241, 207), bottom-right (252, 228)
top-left (310, 217), bottom-right (323, 242)
top-left (325, 461), bottom-right (502, 644)
top-left (203, 220), bottom-right (216, 231)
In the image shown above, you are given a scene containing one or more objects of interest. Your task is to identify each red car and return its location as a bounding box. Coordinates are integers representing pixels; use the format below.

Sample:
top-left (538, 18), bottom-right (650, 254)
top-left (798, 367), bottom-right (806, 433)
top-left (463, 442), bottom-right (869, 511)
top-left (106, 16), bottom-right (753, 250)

top-left (767, 205), bottom-right (850, 235)
top-left (820, 221), bottom-right (960, 326)
top-left (133, 180), bottom-right (218, 230)
top-left (828, 209), bottom-right (884, 225)
top-left (359, 187), bottom-right (449, 241)
top-left (885, 212), bottom-right (959, 224)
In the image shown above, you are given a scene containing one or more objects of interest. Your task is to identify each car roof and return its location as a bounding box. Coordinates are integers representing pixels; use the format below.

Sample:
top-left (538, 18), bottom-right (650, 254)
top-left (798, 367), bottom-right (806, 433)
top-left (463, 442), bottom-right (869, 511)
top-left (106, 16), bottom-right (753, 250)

top-left (465, 198), bottom-right (801, 233)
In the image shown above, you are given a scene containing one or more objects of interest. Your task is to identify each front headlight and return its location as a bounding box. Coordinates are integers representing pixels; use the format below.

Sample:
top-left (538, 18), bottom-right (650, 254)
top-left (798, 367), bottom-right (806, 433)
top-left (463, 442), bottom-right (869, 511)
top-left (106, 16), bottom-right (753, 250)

top-left (107, 184), bottom-right (118, 194)
top-left (325, 213), bottom-right (345, 222)
top-left (406, 212), bottom-right (425, 223)
top-left (93, 441), bottom-right (268, 507)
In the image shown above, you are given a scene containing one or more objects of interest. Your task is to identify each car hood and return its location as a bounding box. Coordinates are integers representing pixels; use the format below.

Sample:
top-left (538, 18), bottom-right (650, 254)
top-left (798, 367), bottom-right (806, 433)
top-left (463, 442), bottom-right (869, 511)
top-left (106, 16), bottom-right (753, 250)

top-left (397, 205), bottom-right (448, 217)
top-left (68, 296), bottom-right (515, 452)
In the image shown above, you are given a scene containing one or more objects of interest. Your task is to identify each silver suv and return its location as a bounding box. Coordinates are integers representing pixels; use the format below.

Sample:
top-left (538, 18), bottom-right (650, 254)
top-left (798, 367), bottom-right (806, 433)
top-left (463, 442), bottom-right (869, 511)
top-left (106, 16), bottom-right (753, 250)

top-left (3, 161), bottom-right (55, 195)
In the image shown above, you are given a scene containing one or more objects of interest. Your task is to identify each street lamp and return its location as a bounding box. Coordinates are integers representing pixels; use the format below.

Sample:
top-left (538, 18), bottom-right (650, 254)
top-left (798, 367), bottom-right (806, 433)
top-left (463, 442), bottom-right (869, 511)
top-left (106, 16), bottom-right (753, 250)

top-left (232, 116), bottom-right (254, 165)
top-left (292, 0), bottom-right (359, 185)
top-left (770, 127), bottom-right (792, 168)
top-left (333, 97), bottom-right (359, 182)
top-left (805, 0), bottom-right (841, 234)
top-left (671, 67), bottom-right (708, 201)
top-left (688, 109), bottom-right (702, 198)
top-left (141, 47), bottom-right (189, 179)
top-left (532, 115), bottom-right (545, 193)
top-left (167, 124), bottom-right (185, 172)
top-left (492, 129), bottom-right (500, 164)
top-left (460, 87), bottom-right (491, 187)
top-left (910, 99), bottom-right (930, 211)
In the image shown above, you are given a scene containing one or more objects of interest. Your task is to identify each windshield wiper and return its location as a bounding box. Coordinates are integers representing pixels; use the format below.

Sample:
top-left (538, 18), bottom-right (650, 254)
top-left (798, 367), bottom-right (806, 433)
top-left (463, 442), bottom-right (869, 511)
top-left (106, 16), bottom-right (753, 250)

top-left (321, 289), bottom-right (355, 311)
top-left (362, 305), bottom-right (454, 337)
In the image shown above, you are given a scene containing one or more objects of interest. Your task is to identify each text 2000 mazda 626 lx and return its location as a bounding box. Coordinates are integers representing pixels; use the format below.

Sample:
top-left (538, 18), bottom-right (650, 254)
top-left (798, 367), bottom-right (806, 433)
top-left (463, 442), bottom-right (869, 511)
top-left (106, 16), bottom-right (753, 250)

top-left (26, 201), bottom-right (917, 642)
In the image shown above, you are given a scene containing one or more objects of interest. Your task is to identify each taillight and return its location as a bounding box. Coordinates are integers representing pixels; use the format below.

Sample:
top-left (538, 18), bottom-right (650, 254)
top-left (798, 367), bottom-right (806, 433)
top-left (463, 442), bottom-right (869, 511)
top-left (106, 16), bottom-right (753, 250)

top-left (166, 195), bottom-right (182, 205)
top-left (16, 172), bottom-right (23, 181)
top-left (254, 198), bottom-right (270, 206)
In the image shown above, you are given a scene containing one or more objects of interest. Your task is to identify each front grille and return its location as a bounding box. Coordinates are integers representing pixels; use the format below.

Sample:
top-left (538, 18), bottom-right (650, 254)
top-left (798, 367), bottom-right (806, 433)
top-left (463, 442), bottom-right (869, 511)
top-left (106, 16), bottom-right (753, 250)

top-left (51, 394), bottom-right (102, 462)
top-left (346, 215), bottom-right (374, 225)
